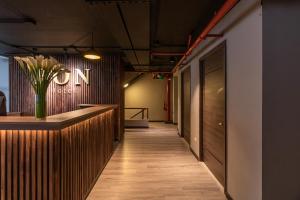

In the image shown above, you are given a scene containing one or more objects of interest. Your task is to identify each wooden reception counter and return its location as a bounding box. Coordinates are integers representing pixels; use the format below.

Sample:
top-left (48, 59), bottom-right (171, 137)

top-left (0, 105), bottom-right (118, 200)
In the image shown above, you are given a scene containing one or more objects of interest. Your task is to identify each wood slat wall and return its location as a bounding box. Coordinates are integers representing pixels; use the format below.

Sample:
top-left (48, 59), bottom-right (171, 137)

top-left (9, 54), bottom-right (124, 140)
top-left (0, 109), bottom-right (114, 200)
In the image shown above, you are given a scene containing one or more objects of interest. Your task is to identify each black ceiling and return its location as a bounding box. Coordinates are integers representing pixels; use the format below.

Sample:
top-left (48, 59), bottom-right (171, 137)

top-left (0, 0), bottom-right (225, 72)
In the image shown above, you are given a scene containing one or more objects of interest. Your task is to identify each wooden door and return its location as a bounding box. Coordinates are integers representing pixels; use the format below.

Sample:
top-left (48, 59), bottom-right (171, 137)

top-left (201, 44), bottom-right (226, 186)
top-left (181, 67), bottom-right (191, 144)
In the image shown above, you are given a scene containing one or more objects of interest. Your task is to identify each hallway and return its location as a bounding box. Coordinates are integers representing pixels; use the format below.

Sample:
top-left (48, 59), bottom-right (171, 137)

top-left (87, 123), bottom-right (226, 200)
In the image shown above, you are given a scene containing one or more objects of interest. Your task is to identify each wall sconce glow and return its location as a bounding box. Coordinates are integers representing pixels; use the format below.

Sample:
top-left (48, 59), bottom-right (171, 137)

top-left (123, 83), bottom-right (129, 88)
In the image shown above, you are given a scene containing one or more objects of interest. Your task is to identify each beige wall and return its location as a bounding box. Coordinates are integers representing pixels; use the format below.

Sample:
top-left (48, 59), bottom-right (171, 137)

top-left (177, 1), bottom-right (262, 199)
top-left (125, 73), bottom-right (167, 121)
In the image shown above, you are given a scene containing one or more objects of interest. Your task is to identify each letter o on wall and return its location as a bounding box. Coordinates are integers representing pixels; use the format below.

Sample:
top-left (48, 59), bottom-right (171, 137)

top-left (54, 71), bottom-right (71, 85)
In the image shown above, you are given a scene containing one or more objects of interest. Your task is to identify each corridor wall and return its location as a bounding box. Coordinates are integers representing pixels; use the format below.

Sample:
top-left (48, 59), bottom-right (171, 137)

top-left (177, 1), bottom-right (262, 199)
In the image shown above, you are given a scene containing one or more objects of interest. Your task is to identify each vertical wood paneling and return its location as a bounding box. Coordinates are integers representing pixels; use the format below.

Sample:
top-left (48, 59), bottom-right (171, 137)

top-left (19, 130), bottom-right (25, 200)
top-left (0, 109), bottom-right (114, 200)
top-left (24, 130), bottom-right (31, 200)
top-left (9, 54), bottom-right (124, 140)
top-left (31, 131), bottom-right (37, 200)
top-left (12, 130), bottom-right (18, 200)
top-left (6, 130), bottom-right (12, 200)
top-left (36, 130), bottom-right (42, 200)
top-left (0, 130), bottom-right (6, 200)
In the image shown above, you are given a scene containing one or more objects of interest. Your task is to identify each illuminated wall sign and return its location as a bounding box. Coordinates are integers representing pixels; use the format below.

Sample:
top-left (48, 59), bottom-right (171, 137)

top-left (54, 68), bottom-right (90, 85)
top-left (75, 69), bottom-right (90, 85)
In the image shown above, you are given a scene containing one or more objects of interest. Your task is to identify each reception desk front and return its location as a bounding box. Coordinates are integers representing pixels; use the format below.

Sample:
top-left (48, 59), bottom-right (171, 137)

top-left (0, 105), bottom-right (117, 200)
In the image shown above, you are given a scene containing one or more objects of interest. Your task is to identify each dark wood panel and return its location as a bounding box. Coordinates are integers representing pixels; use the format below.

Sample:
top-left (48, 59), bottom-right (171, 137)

top-left (181, 67), bottom-right (191, 144)
top-left (0, 105), bottom-right (117, 130)
top-left (201, 44), bottom-right (226, 186)
top-left (0, 109), bottom-right (115, 200)
top-left (9, 54), bottom-right (124, 140)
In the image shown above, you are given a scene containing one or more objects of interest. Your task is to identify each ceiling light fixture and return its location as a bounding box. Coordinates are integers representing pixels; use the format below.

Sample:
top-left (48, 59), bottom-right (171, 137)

top-left (169, 56), bottom-right (176, 63)
top-left (83, 32), bottom-right (101, 60)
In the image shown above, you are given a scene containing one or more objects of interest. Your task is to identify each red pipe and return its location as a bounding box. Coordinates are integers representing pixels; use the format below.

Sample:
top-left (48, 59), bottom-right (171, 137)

top-left (167, 77), bottom-right (171, 121)
top-left (163, 76), bottom-right (172, 122)
top-left (172, 0), bottom-right (238, 73)
top-left (187, 34), bottom-right (192, 48)
top-left (151, 52), bottom-right (185, 56)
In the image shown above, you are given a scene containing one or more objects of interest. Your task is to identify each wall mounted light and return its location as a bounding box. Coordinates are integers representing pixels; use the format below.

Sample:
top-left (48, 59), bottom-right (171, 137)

top-left (123, 83), bottom-right (129, 88)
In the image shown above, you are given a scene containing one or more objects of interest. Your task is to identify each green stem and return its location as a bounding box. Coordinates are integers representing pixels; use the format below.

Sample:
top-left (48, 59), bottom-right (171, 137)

top-left (35, 88), bottom-right (47, 119)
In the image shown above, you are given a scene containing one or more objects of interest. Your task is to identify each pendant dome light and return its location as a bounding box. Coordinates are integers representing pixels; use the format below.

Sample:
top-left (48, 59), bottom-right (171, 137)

top-left (84, 32), bottom-right (101, 60)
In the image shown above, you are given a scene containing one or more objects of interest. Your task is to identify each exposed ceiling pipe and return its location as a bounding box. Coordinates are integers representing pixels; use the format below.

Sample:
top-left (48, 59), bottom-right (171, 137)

top-left (86, 0), bottom-right (149, 4)
top-left (116, 3), bottom-right (140, 65)
top-left (20, 45), bottom-right (120, 49)
top-left (1, 44), bottom-right (149, 51)
top-left (0, 17), bottom-right (36, 24)
top-left (0, 40), bottom-right (35, 54)
top-left (150, 0), bottom-right (160, 66)
top-left (130, 64), bottom-right (171, 67)
top-left (151, 52), bottom-right (184, 56)
top-left (0, 1), bottom-right (37, 25)
top-left (172, 0), bottom-right (239, 73)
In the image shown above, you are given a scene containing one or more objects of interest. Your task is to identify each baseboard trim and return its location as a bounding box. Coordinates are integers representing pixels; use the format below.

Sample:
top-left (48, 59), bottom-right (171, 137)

top-left (177, 128), bottom-right (182, 137)
top-left (201, 162), bottom-right (224, 192)
top-left (125, 126), bottom-right (149, 128)
top-left (190, 147), bottom-right (200, 161)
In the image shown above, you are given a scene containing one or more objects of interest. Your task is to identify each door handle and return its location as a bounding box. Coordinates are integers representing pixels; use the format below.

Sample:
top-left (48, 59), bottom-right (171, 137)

top-left (218, 122), bottom-right (223, 126)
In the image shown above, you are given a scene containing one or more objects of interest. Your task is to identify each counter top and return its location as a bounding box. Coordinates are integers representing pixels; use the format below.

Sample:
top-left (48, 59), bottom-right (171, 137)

top-left (0, 104), bottom-right (117, 130)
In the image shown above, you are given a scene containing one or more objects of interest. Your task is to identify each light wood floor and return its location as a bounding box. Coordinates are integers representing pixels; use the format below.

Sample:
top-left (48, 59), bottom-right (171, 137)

top-left (87, 123), bottom-right (227, 200)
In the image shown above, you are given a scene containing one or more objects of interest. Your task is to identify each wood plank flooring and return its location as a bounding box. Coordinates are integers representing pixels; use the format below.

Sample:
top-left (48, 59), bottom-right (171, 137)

top-left (87, 123), bottom-right (226, 200)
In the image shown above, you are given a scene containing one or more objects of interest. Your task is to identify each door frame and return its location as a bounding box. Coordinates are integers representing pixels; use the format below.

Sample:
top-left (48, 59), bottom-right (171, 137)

top-left (199, 41), bottom-right (228, 193)
top-left (180, 66), bottom-right (191, 144)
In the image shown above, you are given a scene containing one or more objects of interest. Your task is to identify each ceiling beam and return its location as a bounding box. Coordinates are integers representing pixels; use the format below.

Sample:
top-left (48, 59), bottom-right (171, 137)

top-left (116, 3), bottom-right (140, 64)
top-left (0, 44), bottom-right (151, 51)
top-left (150, 0), bottom-right (160, 66)
top-left (85, 0), bottom-right (149, 4)
top-left (0, 40), bottom-right (35, 54)
top-left (11, 45), bottom-right (121, 49)
top-left (0, 17), bottom-right (36, 24)
top-left (0, 43), bottom-right (184, 51)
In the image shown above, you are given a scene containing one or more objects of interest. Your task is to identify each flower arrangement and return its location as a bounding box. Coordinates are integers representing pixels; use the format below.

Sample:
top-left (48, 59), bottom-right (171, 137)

top-left (14, 55), bottom-right (69, 118)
